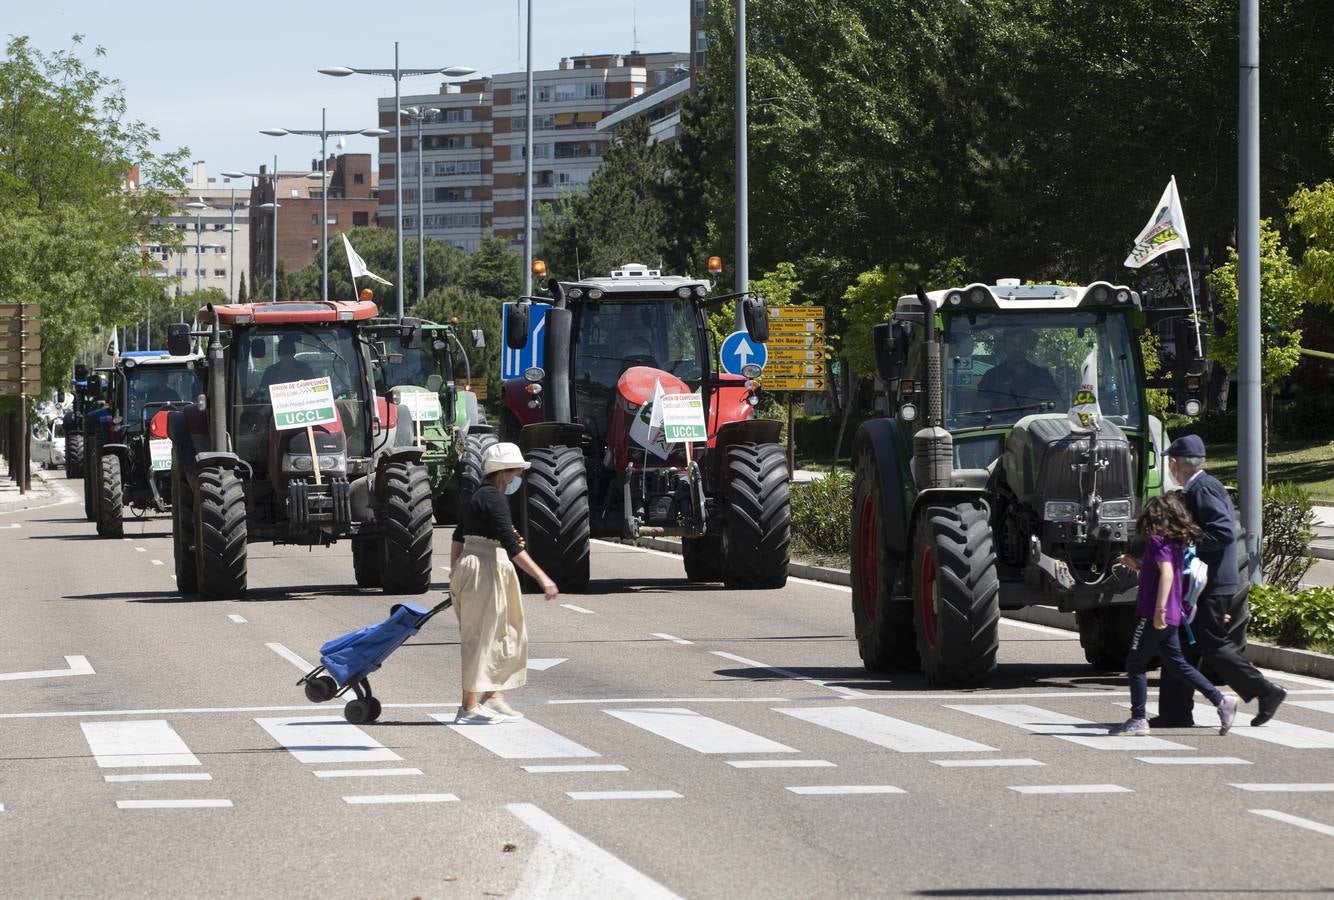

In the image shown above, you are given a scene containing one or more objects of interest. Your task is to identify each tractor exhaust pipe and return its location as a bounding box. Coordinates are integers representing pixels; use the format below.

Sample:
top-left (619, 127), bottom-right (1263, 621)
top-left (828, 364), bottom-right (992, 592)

top-left (912, 286), bottom-right (952, 490)
top-left (206, 305), bottom-right (227, 453)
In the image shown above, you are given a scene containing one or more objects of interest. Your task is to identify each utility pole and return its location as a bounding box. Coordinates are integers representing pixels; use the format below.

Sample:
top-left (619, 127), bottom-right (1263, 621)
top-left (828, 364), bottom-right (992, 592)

top-left (734, 0), bottom-right (748, 330)
top-left (523, 0), bottom-right (535, 297)
top-left (1237, 0), bottom-right (1262, 582)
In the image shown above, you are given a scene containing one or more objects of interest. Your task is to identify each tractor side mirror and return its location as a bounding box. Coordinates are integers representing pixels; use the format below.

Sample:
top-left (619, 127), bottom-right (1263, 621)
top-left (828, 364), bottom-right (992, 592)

top-left (167, 323), bottom-right (191, 358)
top-left (873, 323), bottom-right (907, 382)
top-left (400, 317), bottom-right (423, 350)
top-left (73, 364), bottom-right (88, 382)
top-left (506, 302), bottom-right (531, 350)
top-left (372, 341), bottom-right (388, 360)
top-left (425, 374), bottom-right (444, 393)
top-left (250, 337), bottom-right (268, 359)
top-left (1171, 318), bottom-right (1209, 417)
top-left (741, 297), bottom-right (770, 343)
top-left (432, 339), bottom-right (447, 352)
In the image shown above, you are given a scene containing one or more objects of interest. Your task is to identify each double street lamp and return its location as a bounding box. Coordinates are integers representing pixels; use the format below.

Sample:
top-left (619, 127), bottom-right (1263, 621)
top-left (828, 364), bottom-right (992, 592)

top-left (222, 156), bottom-right (281, 301)
top-left (259, 109), bottom-right (387, 302)
top-left (400, 106), bottom-right (440, 304)
top-left (320, 44), bottom-right (474, 318)
top-left (183, 199), bottom-right (209, 294)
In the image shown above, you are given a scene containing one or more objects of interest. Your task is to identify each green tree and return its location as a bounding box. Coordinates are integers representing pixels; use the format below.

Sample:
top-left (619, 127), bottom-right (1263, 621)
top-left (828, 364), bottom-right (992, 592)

top-left (1288, 181), bottom-right (1334, 308)
top-left (236, 272), bottom-right (248, 303)
top-left (465, 235), bottom-right (523, 300)
top-left (413, 285), bottom-right (504, 404)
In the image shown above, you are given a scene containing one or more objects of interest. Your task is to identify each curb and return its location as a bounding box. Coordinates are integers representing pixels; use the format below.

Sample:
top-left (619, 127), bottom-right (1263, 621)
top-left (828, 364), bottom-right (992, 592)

top-left (0, 469), bottom-right (60, 514)
top-left (627, 536), bottom-right (1334, 682)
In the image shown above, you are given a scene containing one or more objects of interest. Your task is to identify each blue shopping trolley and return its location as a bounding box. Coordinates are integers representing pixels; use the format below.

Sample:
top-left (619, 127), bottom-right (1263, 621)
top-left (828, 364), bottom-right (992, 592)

top-left (297, 594), bottom-right (452, 723)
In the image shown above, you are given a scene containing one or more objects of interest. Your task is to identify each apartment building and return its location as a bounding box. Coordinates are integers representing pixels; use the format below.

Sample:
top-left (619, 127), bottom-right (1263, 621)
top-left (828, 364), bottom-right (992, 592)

top-left (148, 162), bottom-right (251, 301)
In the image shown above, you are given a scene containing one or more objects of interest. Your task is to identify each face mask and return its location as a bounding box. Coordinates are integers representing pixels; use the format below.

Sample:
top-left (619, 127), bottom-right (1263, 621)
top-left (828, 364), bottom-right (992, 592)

top-left (505, 474), bottom-right (522, 495)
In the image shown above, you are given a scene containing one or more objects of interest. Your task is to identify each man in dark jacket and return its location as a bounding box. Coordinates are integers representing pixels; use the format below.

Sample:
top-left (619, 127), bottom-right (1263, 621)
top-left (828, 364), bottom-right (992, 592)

top-left (1155, 434), bottom-right (1287, 727)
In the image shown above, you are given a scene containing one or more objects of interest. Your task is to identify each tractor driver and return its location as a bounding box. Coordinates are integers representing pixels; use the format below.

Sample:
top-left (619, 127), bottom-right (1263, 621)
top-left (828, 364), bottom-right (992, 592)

top-left (259, 334), bottom-right (317, 394)
top-left (130, 367), bottom-right (182, 421)
top-left (974, 327), bottom-right (1062, 414)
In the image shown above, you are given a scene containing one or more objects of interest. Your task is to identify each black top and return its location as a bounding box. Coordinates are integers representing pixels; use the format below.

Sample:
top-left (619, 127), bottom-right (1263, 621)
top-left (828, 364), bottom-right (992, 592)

top-left (1182, 471), bottom-right (1240, 594)
top-left (451, 484), bottom-right (525, 559)
top-left (976, 360), bottom-right (1062, 409)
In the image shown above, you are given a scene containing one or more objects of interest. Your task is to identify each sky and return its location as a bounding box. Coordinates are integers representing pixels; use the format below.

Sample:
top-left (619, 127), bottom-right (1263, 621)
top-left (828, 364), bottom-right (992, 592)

top-left (5, 1), bottom-right (689, 185)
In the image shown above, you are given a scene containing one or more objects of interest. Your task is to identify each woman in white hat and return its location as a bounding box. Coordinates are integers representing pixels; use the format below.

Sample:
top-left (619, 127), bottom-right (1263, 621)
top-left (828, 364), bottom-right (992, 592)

top-left (448, 442), bottom-right (558, 723)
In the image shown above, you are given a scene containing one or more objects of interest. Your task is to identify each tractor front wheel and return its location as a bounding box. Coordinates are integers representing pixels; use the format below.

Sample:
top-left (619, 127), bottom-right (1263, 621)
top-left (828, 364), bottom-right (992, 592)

top-left (353, 537), bottom-right (384, 588)
top-left (96, 454), bottom-right (124, 539)
top-left (722, 442), bottom-right (790, 589)
top-left (1076, 607), bottom-right (1136, 671)
top-left (83, 436), bottom-right (98, 521)
top-left (65, 431), bottom-right (85, 479)
top-left (523, 445), bottom-right (591, 592)
top-left (912, 501), bottom-right (1000, 687)
top-left (380, 462), bottom-right (433, 594)
top-left (456, 432), bottom-right (498, 518)
top-left (851, 438), bottom-right (917, 672)
top-left (172, 452), bottom-right (198, 593)
top-left (195, 467), bottom-right (248, 600)
top-left (682, 535), bottom-right (723, 583)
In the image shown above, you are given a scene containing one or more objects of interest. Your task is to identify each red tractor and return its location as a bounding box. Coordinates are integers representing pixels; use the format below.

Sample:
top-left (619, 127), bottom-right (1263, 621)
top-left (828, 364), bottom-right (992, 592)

top-left (502, 262), bottom-right (790, 591)
top-left (165, 301), bottom-right (434, 599)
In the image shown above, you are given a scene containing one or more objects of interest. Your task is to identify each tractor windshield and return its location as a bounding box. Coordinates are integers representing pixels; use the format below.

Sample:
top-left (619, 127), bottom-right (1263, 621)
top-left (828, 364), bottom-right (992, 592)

top-left (125, 365), bottom-right (203, 426)
top-left (942, 311), bottom-right (1143, 430)
top-left (376, 334), bottom-right (451, 393)
top-left (574, 299), bottom-right (703, 386)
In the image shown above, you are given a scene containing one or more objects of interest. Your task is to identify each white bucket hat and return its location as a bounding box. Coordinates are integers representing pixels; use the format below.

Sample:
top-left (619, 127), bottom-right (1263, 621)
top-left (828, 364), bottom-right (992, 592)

top-left (482, 442), bottom-right (531, 475)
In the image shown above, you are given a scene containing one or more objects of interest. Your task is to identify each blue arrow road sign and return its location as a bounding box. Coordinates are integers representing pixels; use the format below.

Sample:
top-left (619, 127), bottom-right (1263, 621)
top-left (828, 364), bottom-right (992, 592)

top-left (501, 302), bottom-right (548, 379)
top-left (719, 330), bottom-right (767, 376)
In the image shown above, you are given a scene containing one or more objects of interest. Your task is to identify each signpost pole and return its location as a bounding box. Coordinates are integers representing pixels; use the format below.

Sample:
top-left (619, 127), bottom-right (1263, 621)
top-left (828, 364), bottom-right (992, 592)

top-left (307, 425), bottom-right (323, 486)
top-left (785, 394), bottom-right (795, 475)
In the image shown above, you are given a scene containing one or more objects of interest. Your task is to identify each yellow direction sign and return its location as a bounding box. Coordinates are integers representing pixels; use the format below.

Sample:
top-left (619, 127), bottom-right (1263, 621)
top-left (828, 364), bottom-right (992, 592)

top-left (458, 380), bottom-right (488, 401)
top-left (0, 364), bottom-right (42, 382)
top-left (766, 333), bottom-right (824, 348)
top-left (0, 304), bottom-right (41, 320)
top-left (0, 381), bottom-right (40, 397)
top-left (769, 306), bottom-right (825, 319)
top-left (763, 361), bottom-right (826, 376)
top-left (769, 318), bottom-right (825, 334)
top-left (0, 350), bottom-right (40, 366)
top-left (758, 375), bottom-right (827, 392)
top-left (768, 346), bottom-right (823, 362)
top-left (0, 334), bottom-right (41, 351)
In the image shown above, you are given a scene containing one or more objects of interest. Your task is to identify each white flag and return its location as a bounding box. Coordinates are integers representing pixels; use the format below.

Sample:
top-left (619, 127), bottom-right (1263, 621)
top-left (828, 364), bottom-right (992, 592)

top-left (647, 378), bottom-right (666, 428)
top-left (1068, 346), bottom-right (1103, 433)
top-left (1124, 176), bottom-right (1191, 268)
top-left (630, 379), bottom-right (670, 460)
top-left (341, 233), bottom-right (392, 286)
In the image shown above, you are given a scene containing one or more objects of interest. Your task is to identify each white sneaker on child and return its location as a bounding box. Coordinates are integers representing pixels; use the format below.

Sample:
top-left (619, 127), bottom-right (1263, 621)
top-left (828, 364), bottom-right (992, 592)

top-left (1109, 717), bottom-right (1150, 736)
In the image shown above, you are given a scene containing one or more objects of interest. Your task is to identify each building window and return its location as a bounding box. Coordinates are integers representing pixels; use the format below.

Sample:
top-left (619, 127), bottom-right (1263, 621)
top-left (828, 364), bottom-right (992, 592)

top-left (695, 0), bottom-right (706, 16)
top-left (213, 268), bottom-right (227, 277)
top-left (175, 268), bottom-right (188, 277)
top-left (353, 211), bottom-right (369, 226)
top-left (434, 187), bottom-right (474, 203)
top-left (696, 30), bottom-right (707, 53)
top-left (327, 214), bottom-right (338, 225)
top-left (353, 173), bottom-right (364, 185)
top-left (310, 213), bottom-right (319, 225)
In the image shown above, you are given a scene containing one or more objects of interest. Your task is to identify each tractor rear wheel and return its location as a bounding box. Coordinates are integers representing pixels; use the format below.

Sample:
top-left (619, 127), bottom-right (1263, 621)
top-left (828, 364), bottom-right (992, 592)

top-left (457, 432), bottom-right (498, 518)
top-left (83, 435), bottom-right (97, 521)
top-left (523, 445), bottom-right (591, 592)
top-left (851, 437), bottom-right (918, 672)
top-left (380, 462), bottom-right (433, 594)
top-left (195, 467), bottom-right (247, 600)
top-left (722, 442), bottom-right (790, 589)
top-left (1076, 607), bottom-right (1136, 671)
top-left (682, 535), bottom-right (723, 583)
top-left (65, 431), bottom-right (85, 479)
top-left (172, 452), bottom-right (198, 593)
top-left (96, 454), bottom-right (124, 539)
top-left (912, 501), bottom-right (1000, 687)
top-left (353, 537), bottom-right (384, 588)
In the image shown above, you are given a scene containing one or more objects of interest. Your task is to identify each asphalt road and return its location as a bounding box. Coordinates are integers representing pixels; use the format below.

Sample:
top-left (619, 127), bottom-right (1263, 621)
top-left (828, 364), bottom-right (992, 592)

top-left (2, 474), bottom-right (1332, 899)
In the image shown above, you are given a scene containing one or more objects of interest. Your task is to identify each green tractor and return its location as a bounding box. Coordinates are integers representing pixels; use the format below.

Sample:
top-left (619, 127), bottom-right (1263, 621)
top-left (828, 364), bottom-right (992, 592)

top-left (851, 279), bottom-right (1208, 686)
top-left (368, 317), bottom-right (494, 524)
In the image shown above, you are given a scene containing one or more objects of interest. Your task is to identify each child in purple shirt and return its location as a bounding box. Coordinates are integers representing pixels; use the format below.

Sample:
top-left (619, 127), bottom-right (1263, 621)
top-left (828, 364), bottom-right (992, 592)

top-left (1112, 493), bottom-right (1237, 736)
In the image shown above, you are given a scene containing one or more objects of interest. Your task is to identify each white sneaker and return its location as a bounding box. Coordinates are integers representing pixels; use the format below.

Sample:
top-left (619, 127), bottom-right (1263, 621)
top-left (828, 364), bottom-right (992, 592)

top-left (482, 698), bottom-right (524, 720)
top-left (454, 705), bottom-right (503, 724)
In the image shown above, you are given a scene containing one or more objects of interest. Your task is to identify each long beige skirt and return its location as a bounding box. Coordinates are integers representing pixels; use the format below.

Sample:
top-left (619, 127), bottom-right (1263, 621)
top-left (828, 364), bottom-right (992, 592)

top-left (451, 536), bottom-right (528, 692)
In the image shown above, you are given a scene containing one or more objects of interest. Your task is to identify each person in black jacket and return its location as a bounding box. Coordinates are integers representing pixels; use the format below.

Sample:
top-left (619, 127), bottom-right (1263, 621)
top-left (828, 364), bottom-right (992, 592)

top-left (1155, 435), bottom-right (1287, 727)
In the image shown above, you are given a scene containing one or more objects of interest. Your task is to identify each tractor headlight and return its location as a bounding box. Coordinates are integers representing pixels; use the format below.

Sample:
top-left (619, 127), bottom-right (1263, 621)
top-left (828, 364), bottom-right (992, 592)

top-left (1044, 501), bottom-right (1081, 522)
top-left (1099, 500), bottom-right (1132, 521)
top-left (1184, 399), bottom-right (1202, 417)
top-left (287, 454), bottom-right (314, 472)
top-left (676, 286), bottom-right (692, 299)
top-left (318, 455), bottom-right (343, 472)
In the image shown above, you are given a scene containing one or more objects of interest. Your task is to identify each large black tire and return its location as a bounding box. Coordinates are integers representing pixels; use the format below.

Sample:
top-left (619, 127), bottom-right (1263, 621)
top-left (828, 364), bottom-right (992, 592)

top-left (456, 431), bottom-right (498, 518)
top-left (380, 462), bottom-right (433, 594)
top-left (721, 443), bottom-right (790, 589)
top-left (172, 452), bottom-right (198, 593)
top-left (83, 434), bottom-right (97, 521)
top-left (96, 454), bottom-right (124, 539)
top-left (523, 445), bottom-right (591, 592)
top-left (353, 537), bottom-right (384, 588)
top-left (912, 501), bottom-right (1001, 687)
top-left (682, 535), bottom-right (723, 583)
top-left (194, 467), bottom-right (248, 600)
top-left (65, 431), bottom-right (85, 479)
top-left (1076, 607), bottom-right (1137, 671)
top-left (850, 436), bottom-right (918, 672)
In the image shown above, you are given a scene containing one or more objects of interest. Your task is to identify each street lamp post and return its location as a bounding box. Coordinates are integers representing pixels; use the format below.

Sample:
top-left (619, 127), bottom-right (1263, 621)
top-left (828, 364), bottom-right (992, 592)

top-left (184, 199), bottom-right (209, 294)
top-left (523, 0), bottom-right (534, 297)
top-left (401, 106), bottom-right (441, 304)
top-left (320, 46), bottom-right (474, 318)
top-left (223, 156), bottom-right (281, 301)
top-left (260, 109), bottom-right (387, 302)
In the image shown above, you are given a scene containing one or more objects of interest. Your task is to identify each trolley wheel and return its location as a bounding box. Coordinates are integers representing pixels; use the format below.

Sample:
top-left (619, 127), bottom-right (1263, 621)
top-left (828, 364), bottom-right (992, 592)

top-left (343, 698), bottom-right (373, 724)
top-left (367, 698), bottom-right (383, 722)
top-left (304, 675), bottom-right (337, 703)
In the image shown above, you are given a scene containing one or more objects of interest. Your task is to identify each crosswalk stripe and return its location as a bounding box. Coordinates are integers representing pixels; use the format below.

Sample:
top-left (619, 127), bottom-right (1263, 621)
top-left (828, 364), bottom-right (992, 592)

top-left (606, 708), bottom-right (797, 755)
top-left (432, 714), bottom-right (599, 759)
top-left (1135, 757), bottom-right (1251, 765)
top-left (81, 720), bottom-right (201, 768)
top-left (116, 799), bottom-right (232, 809)
top-left (779, 706), bottom-right (995, 753)
top-left (711, 651), bottom-right (867, 699)
top-left (342, 793), bottom-right (459, 805)
top-left (1009, 784), bottom-right (1132, 795)
top-left (786, 785), bottom-right (906, 795)
top-left (567, 790), bottom-right (682, 801)
top-left (727, 759), bottom-right (835, 769)
top-left (104, 773), bottom-right (213, 782)
top-left (1291, 700), bottom-right (1334, 715)
top-left (1249, 809), bottom-right (1334, 838)
top-left (1122, 702), bottom-right (1334, 749)
top-left (1230, 783), bottom-right (1334, 792)
top-left (313, 768), bottom-right (423, 778)
top-left (950, 704), bottom-right (1194, 750)
top-left (930, 758), bottom-right (1044, 768)
top-left (254, 716), bottom-right (402, 765)
top-left (522, 764), bottom-right (629, 773)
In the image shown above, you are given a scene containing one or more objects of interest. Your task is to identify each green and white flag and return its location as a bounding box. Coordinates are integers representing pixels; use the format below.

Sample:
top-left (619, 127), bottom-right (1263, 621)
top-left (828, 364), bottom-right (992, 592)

top-left (1068, 346), bottom-right (1103, 433)
top-left (1124, 177), bottom-right (1190, 268)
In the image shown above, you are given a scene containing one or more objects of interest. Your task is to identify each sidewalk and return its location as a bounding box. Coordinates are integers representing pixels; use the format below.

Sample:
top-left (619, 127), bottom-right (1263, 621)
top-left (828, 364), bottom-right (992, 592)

top-left (1310, 506), bottom-right (1334, 561)
top-left (0, 459), bottom-right (62, 514)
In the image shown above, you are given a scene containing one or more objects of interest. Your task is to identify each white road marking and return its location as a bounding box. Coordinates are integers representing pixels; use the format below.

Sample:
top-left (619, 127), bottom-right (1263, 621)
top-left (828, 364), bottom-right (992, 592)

top-left (0, 655), bottom-right (94, 682)
top-left (527, 658), bottom-right (568, 671)
top-left (651, 633), bottom-right (693, 645)
top-left (1291, 700), bottom-right (1334, 714)
top-left (1231, 783), bottom-right (1334, 792)
top-left (116, 799), bottom-right (232, 809)
top-left (931, 758), bottom-right (1044, 768)
top-left (606, 707), bottom-right (797, 755)
top-left (999, 618), bottom-right (1082, 638)
top-left (1135, 757), bottom-right (1252, 765)
top-left (1009, 784), bottom-right (1132, 794)
top-left (255, 716), bottom-right (402, 765)
top-left (507, 802), bottom-right (683, 900)
top-left (1257, 667), bottom-right (1334, 689)
top-left (1249, 809), bottom-right (1334, 838)
top-left (1123, 701), bottom-right (1334, 750)
top-left (727, 759), bottom-right (835, 769)
top-left (81, 720), bottom-right (201, 768)
top-left (560, 604), bottom-right (595, 614)
top-left (0, 804), bottom-right (5, 811)
top-left (779, 706), bottom-right (995, 753)
top-left (227, 614), bottom-right (247, 624)
top-left (566, 790), bottom-right (682, 801)
top-left (548, 696), bottom-right (791, 705)
top-left (523, 764), bottom-right (629, 773)
top-left (342, 793), bottom-right (459, 805)
top-left (1, 523), bottom-right (20, 529)
top-left (433, 713), bottom-right (599, 759)
top-left (786, 785), bottom-right (906, 795)
top-left (712, 651), bottom-right (868, 699)
top-left (104, 773), bottom-right (212, 782)
top-left (265, 642), bottom-right (317, 672)
top-left (150, 559), bottom-right (163, 566)
top-left (952, 704), bottom-right (1194, 750)
top-left (314, 768), bottom-right (423, 778)
top-left (134, 547), bottom-right (145, 552)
